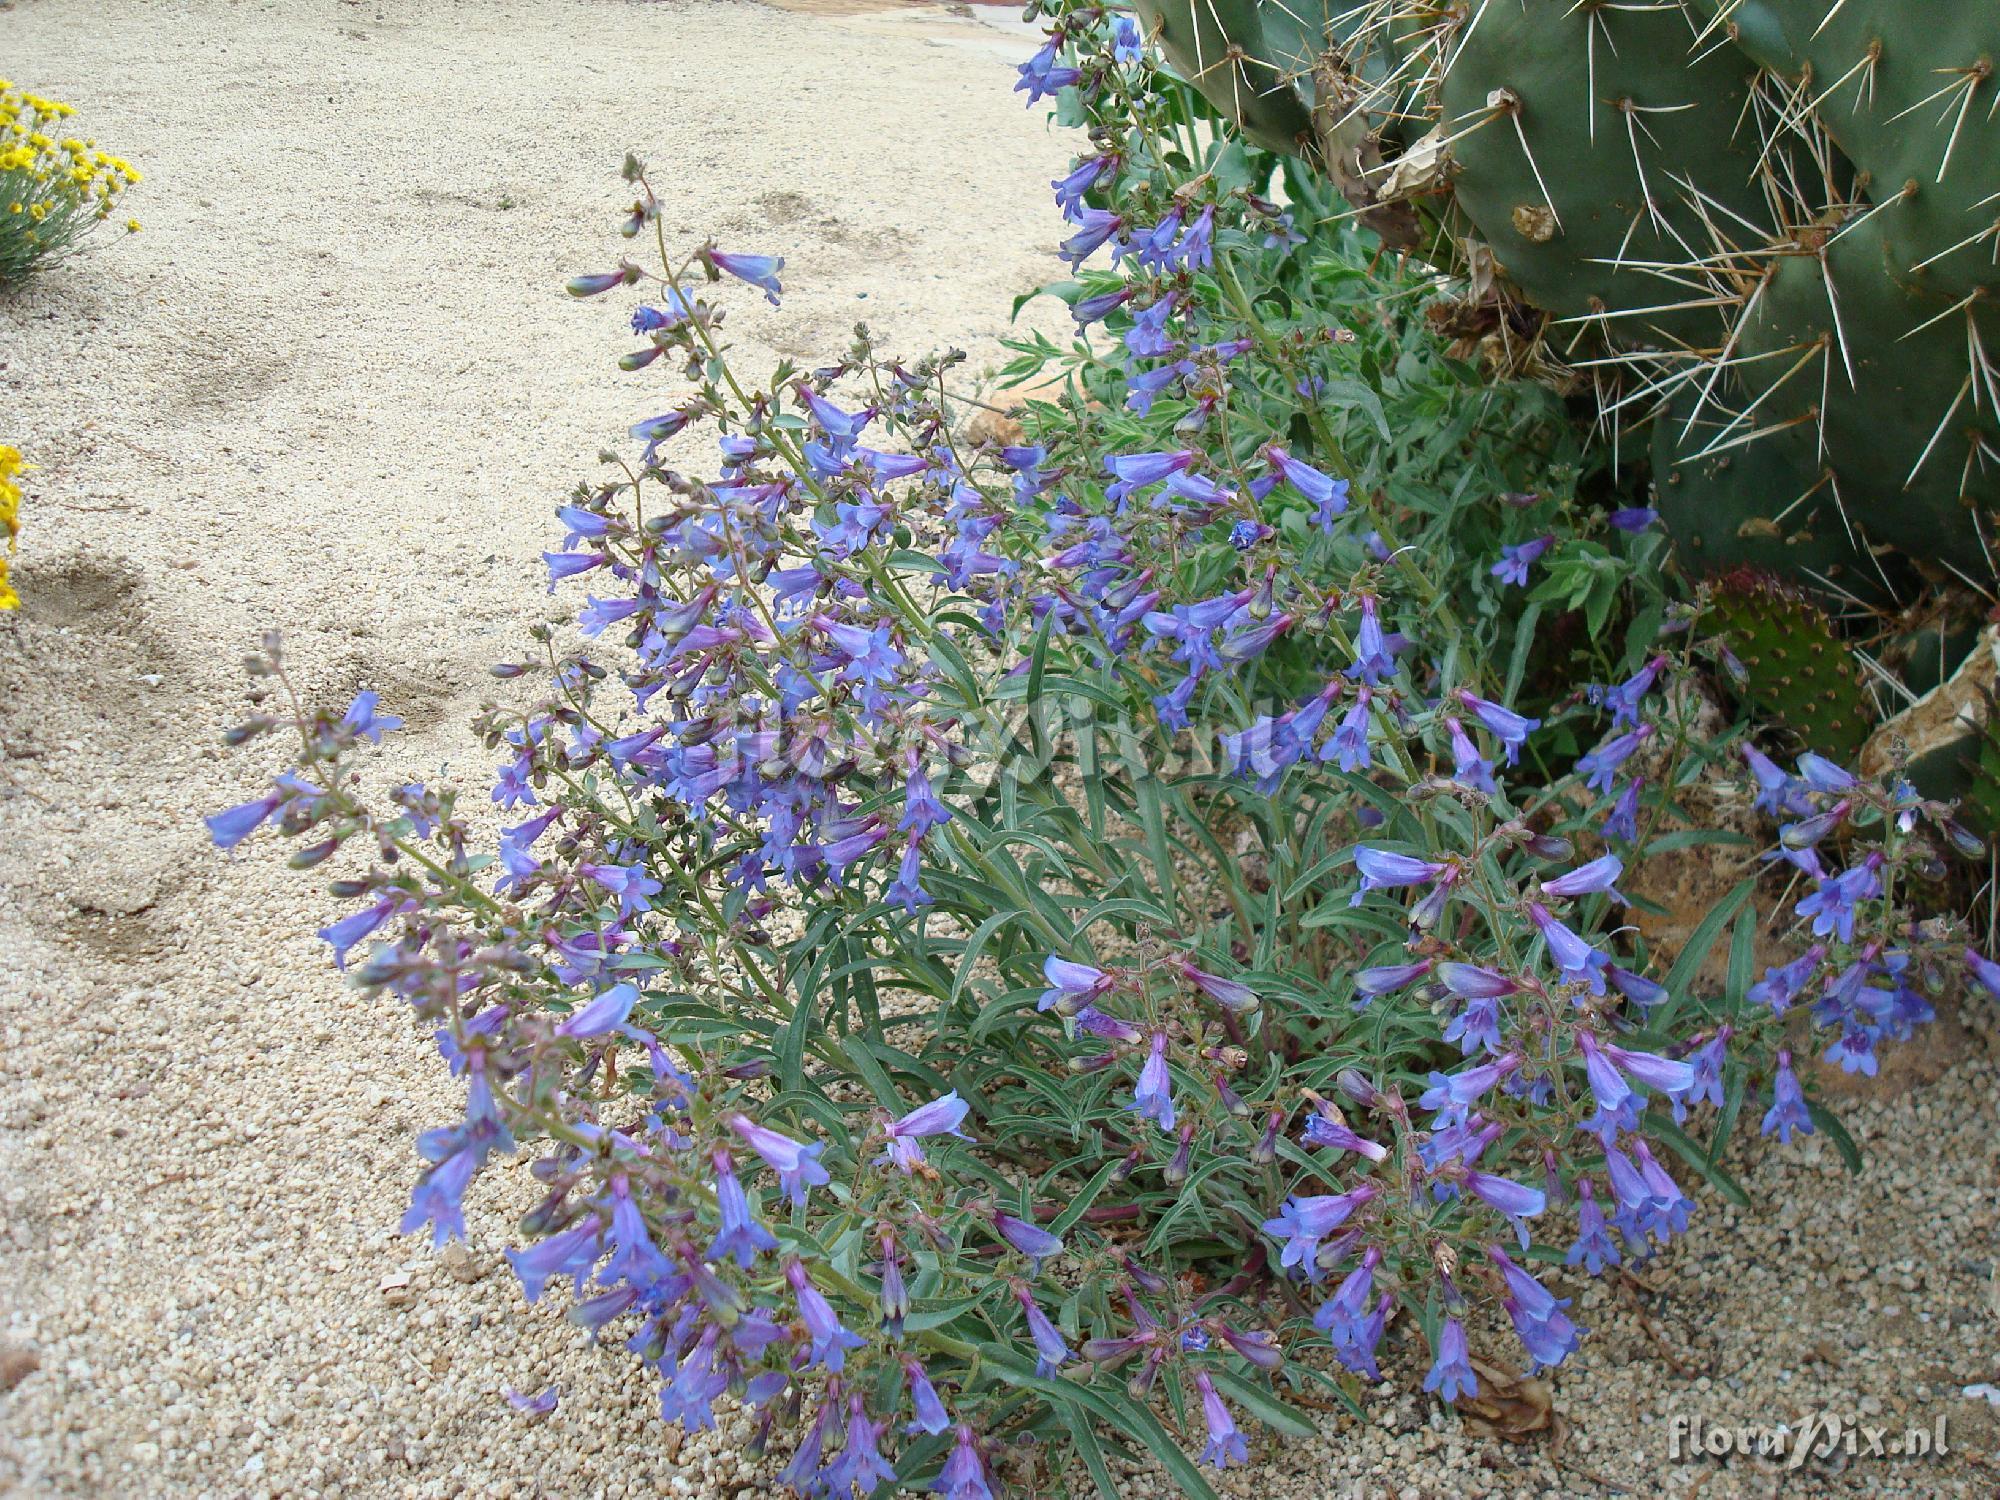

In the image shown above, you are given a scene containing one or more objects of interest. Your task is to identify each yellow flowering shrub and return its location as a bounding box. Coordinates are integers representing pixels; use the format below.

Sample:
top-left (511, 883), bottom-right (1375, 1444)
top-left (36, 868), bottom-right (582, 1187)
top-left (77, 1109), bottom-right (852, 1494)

top-left (1, 79), bottom-right (139, 282)
top-left (0, 444), bottom-right (22, 610)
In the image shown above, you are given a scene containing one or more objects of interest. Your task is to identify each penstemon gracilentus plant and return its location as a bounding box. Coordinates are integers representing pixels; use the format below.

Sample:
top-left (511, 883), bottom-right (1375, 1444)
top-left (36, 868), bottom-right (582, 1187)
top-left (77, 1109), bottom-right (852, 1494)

top-left (206, 14), bottom-right (1998, 1497)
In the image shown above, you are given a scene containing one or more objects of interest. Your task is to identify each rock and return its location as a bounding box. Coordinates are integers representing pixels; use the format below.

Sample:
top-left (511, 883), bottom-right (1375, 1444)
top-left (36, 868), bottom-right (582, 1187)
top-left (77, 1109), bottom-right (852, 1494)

top-left (0, 1343), bottom-right (40, 1392)
top-left (437, 1243), bottom-right (486, 1284)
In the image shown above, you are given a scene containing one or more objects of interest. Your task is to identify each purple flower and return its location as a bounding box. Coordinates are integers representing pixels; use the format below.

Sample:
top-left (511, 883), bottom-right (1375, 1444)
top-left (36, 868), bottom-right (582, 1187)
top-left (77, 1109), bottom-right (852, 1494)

top-left (1344, 596), bottom-right (1395, 684)
top-left (936, 1424), bottom-right (995, 1500)
top-left (318, 898), bottom-right (397, 970)
top-left (879, 1091), bottom-right (973, 1172)
top-left (1760, 1050), bottom-right (1814, 1143)
top-left (1457, 689), bottom-right (1540, 764)
top-left (1601, 655), bottom-right (1666, 729)
top-left (708, 1149), bottom-right (777, 1268)
top-left (1468, 1170), bottom-right (1546, 1226)
top-left (1313, 1246), bottom-right (1381, 1348)
top-left (504, 1385), bottom-right (559, 1415)
top-left (727, 1114), bottom-right (830, 1207)
top-left (206, 792), bottom-right (283, 850)
top-left (1264, 444), bottom-right (1350, 530)
top-left (1051, 154), bottom-right (1116, 221)
top-left (1059, 207), bottom-right (1126, 267)
top-left (1351, 846), bottom-right (1446, 906)
top-left (824, 1394), bottom-right (896, 1495)
top-left (1353, 958), bottom-right (1433, 1003)
top-left (1178, 958), bottom-right (1258, 1012)
top-left (1130, 1032), bottom-right (1176, 1134)
top-left (903, 1356), bottom-right (953, 1435)
top-left (1261, 1184), bottom-right (1380, 1277)
top-left (1743, 743), bottom-right (1811, 816)
top-left (1601, 778), bottom-right (1643, 842)
top-left (708, 250), bottom-right (784, 305)
top-left (1110, 14), bottom-right (1142, 62)
top-left (1444, 993), bottom-right (1503, 1055)
top-left (1439, 963), bottom-right (1516, 1000)
top-left (994, 1211), bottom-right (1064, 1274)
top-left (1418, 1053), bottom-right (1522, 1124)
top-left (1326, 690), bottom-right (1374, 771)
top-left (1681, 1027), bottom-right (1730, 1117)
top-left (340, 690), bottom-right (403, 743)
top-left (1489, 1246), bottom-right (1580, 1370)
top-left (1038, 955), bottom-right (1113, 1013)
top-left (1541, 853), bottom-right (1627, 903)
top-left (504, 1221), bottom-right (600, 1303)
top-left (1965, 947), bottom-right (2000, 999)
top-left (1444, 716), bottom-right (1497, 794)
top-left (1796, 854), bottom-right (1883, 943)
top-left (1566, 1178), bottom-right (1621, 1274)
top-left (1528, 902), bottom-right (1609, 995)
top-left (1014, 1285), bottom-right (1071, 1375)
top-left (1748, 947), bottom-right (1821, 1012)
top-left (1301, 1112), bottom-right (1390, 1162)
top-left (1015, 39), bottom-right (1081, 104)
top-left (554, 981), bottom-right (638, 1039)
top-left (1577, 725), bottom-right (1652, 796)
top-left (1422, 1317), bottom-right (1478, 1402)
top-left (787, 1258), bottom-right (867, 1373)
top-left (1490, 535), bottom-right (1552, 587)
top-left (1194, 1373), bottom-right (1248, 1468)
top-left (1609, 506), bottom-right (1659, 532)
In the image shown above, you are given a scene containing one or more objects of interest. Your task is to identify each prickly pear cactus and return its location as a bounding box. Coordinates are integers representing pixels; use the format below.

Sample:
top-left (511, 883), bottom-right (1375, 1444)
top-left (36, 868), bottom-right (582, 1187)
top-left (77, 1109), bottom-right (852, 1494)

top-left (1131, 0), bottom-right (2000, 589)
top-left (1704, 570), bottom-right (1875, 758)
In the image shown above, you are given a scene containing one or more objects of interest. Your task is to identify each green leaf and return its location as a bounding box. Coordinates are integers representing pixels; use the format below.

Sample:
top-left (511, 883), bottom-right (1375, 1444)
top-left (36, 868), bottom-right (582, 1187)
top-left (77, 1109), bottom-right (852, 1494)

top-left (1206, 1371), bottom-right (1318, 1440)
top-left (1805, 1099), bottom-right (1864, 1174)
top-left (1658, 876), bottom-right (1757, 1027)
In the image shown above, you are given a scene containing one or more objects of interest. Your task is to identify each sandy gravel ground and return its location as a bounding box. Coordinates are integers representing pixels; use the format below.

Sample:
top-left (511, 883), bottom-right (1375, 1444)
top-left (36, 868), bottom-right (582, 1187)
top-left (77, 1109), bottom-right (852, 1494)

top-left (1, 2), bottom-right (1997, 1497)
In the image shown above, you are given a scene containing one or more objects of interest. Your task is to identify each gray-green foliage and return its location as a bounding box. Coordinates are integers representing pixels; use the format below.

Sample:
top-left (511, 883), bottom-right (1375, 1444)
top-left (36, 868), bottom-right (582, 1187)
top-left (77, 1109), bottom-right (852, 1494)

top-left (1131, 0), bottom-right (2000, 595)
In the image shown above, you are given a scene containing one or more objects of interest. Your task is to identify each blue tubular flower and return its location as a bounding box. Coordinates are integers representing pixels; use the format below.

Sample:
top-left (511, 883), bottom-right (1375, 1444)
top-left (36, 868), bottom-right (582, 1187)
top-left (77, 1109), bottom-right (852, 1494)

top-left (1194, 1373), bottom-right (1248, 1469)
top-left (1178, 204), bottom-right (1216, 271)
top-left (1444, 716), bottom-right (1498, 795)
top-left (1111, 14), bottom-right (1142, 61)
top-left (1260, 1184), bottom-right (1380, 1277)
top-left (1350, 846), bottom-right (1446, 905)
top-left (1748, 946), bottom-right (1821, 1012)
top-left (1313, 1246), bottom-right (1382, 1346)
top-left (1600, 654), bottom-right (1666, 728)
top-left (1575, 1032), bottom-right (1639, 1142)
top-left (340, 689), bottom-right (403, 743)
top-left (504, 1385), bottom-right (559, 1415)
top-left (994, 1212), bottom-right (1064, 1274)
top-left (1418, 1052), bottom-right (1522, 1124)
top-left (1326, 690), bottom-right (1374, 771)
top-left (1742, 743), bottom-right (1811, 816)
top-left (1602, 1039), bottom-right (1697, 1100)
top-left (878, 1091), bottom-right (973, 1173)
top-left (206, 791), bottom-right (283, 850)
top-left (1528, 902), bottom-right (1609, 996)
top-left (1796, 853), bottom-right (1884, 943)
top-left (903, 1356), bottom-right (953, 1435)
top-left (778, 1396), bottom-right (838, 1495)
top-left (1965, 947), bottom-right (2000, 998)
top-left (1682, 1027), bottom-right (1730, 1116)
top-left (1566, 1178), bottom-right (1621, 1274)
top-left (1344, 595), bottom-right (1395, 683)
top-left (1422, 1318), bottom-right (1479, 1403)
top-left (1444, 994), bottom-right (1503, 1055)
top-left (505, 1221), bottom-right (601, 1303)
top-left (1038, 954), bottom-right (1113, 1013)
top-left (1601, 778), bottom-right (1643, 842)
top-left (1439, 962), bottom-right (1516, 1000)
top-left (1059, 206), bottom-right (1126, 267)
top-left (900, 766), bottom-right (952, 835)
top-left (1490, 535), bottom-right (1552, 587)
top-left (786, 1259), bottom-right (867, 1373)
top-left (824, 1394), bottom-right (896, 1496)
top-left (1468, 1170), bottom-right (1546, 1231)
top-left (1630, 1139), bottom-right (1692, 1238)
top-left (318, 898), bottom-right (396, 970)
top-left (1489, 1247), bottom-right (1580, 1370)
top-left (1130, 1032), bottom-right (1176, 1134)
top-left (1301, 1113), bottom-right (1390, 1163)
top-left (554, 981), bottom-right (639, 1039)
top-left (1353, 958), bottom-right (1433, 1004)
top-left (1051, 154), bottom-right (1115, 221)
top-left (727, 1114), bottom-right (830, 1207)
top-left (1577, 724), bottom-right (1652, 795)
top-left (1457, 689), bottom-right (1540, 764)
top-left (1015, 38), bottom-right (1081, 103)
top-left (1263, 444), bottom-right (1350, 528)
top-left (1014, 1285), bottom-right (1072, 1376)
top-left (1541, 853), bottom-right (1627, 903)
top-left (683, 1151), bottom-right (768, 1267)
top-left (708, 250), bottom-right (783, 305)
top-left (1609, 505), bottom-right (1659, 532)
top-left (1178, 958), bottom-right (1258, 1013)
top-left (1760, 1050), bottom-right (1814, 1142)
top-left (936, 1424), bottom-right (995, 1500)
top-left (400, 1140), bottom-right (480, 1247)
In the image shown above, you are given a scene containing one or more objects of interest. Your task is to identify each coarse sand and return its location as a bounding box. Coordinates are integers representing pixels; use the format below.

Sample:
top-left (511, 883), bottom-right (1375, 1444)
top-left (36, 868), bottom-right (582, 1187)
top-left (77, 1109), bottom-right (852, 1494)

top-left (1, 2), bottom-right (1997, 1497)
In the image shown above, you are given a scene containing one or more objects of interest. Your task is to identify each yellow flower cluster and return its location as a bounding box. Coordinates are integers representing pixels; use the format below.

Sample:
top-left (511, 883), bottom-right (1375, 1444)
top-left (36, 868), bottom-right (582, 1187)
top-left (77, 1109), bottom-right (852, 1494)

top-left (0, 444), bottom-right (23, 611)
top-left (0, 79), bottom-right (140, 279)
